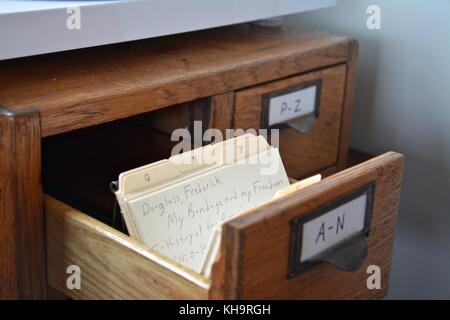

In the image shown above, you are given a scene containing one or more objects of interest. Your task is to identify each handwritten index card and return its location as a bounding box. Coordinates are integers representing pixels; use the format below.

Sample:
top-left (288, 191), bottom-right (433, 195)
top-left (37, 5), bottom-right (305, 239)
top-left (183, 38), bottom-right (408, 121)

top-left (127, 149), bottom-right (288, 272)
top-left (114, 134), bottom-right (290, 274)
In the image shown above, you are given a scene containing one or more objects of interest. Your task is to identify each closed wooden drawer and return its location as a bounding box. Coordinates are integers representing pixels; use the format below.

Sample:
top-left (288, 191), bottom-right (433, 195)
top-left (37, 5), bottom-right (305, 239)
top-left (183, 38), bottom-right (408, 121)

top-left (45, 149), bottom-right (404, 299)
top-left (234, 65), bottom-right (347, 179)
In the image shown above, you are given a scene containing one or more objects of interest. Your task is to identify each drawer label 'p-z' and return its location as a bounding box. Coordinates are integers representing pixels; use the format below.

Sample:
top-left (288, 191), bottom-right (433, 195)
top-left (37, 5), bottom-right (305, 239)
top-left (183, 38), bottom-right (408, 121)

top-left (288, 184), bottom-right (375, 278)
top-left (262, 80), bottom-right (322, 129)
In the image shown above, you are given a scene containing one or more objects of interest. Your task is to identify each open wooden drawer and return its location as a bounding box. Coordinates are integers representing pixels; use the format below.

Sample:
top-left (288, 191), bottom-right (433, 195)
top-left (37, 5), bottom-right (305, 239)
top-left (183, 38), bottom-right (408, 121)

top-left (44, 119), bottom-right (404, 300)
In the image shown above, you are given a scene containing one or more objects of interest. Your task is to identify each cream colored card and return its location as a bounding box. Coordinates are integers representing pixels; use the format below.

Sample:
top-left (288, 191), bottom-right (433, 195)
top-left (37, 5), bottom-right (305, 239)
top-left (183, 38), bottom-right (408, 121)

top-left (124, 148), bottom-right (289, 273)
top-left (114, 134), bottom-right (289, 274)
top-left (116, 135), bottom-right (288, 272)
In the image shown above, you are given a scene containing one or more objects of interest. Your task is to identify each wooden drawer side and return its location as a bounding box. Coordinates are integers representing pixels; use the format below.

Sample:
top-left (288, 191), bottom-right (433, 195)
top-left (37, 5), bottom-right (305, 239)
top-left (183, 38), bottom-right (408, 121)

top-left (46, 196), bottom-right (209, 300)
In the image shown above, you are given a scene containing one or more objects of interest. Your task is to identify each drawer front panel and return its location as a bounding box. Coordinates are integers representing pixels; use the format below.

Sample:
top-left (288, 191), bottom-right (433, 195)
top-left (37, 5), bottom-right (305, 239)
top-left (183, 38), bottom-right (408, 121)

top-left (234, 65), bottom-right (347, 179)
top-left (46, 196), bottom-right (208, 300)
top-left (211, 152), bottom-right (404, 300)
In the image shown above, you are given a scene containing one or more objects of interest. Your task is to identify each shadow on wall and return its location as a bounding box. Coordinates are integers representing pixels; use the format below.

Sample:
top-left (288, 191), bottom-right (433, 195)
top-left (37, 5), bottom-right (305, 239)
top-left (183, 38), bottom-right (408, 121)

top-left (287, 0), bottom-right (450, 299)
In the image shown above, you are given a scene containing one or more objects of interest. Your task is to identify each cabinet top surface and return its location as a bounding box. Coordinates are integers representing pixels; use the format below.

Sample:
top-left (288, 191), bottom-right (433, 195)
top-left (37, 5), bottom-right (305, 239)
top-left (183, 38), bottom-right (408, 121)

top-left (0, 25), bottom-right (354, 136)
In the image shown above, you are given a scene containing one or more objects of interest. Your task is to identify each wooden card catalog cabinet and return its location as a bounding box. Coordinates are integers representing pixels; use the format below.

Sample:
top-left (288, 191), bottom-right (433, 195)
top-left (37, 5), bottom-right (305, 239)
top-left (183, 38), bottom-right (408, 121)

top-left (0, 25), bottom-right (404, 300)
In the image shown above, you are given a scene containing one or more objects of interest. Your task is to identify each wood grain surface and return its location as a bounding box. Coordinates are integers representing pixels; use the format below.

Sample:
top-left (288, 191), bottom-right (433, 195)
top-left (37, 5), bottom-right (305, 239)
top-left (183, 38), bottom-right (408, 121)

top-left (0, 26), bottom-right (353, 137)
top-left (336, 40), bottom-right (359, 171)
top-left (210, 152), bottom-right (404, 299)
top-left (234, 65), bottom-right (347, 179)
top-left (210, 92), bottom-right (235, 136)
top-left (0, 107), bottom-right (46, 299)
top-left (46, 195), bottom-right (209, 300)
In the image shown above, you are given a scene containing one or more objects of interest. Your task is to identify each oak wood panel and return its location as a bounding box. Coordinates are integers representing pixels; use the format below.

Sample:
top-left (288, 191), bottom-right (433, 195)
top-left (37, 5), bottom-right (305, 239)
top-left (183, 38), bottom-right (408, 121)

top-left (210, 92), bottom-right (235, 136)
top-left (0, 27), bottom-right (353, 137)
top-left (0, 108), bottom-right (18, 299)
top-left (234, 65), bottom-right (347, 180)
top-left (336, 40), bottom-right (359, 171)
top-left (0, 107), bottom-right (46, 299)
top-left (46, 195), bottom-right (209, 300)
top-left (210, 152), bottom-right (404, 299)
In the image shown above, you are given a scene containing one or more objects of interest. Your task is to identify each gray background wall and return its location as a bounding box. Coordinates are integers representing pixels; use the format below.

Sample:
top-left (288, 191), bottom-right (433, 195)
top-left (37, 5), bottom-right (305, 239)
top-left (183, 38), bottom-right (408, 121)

top-left (288, 0), bottom-right (450, 299)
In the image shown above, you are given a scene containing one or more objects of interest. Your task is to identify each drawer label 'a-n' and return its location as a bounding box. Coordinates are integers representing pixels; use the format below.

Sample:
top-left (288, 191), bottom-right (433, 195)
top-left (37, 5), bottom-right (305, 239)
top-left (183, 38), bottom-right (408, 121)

top-left (288, 184), bottom-right (375, 278)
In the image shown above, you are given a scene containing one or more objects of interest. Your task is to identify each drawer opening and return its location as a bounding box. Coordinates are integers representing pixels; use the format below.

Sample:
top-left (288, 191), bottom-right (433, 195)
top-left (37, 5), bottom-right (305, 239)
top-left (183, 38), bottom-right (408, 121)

top-left (42, 100), bottom-right (210, 231)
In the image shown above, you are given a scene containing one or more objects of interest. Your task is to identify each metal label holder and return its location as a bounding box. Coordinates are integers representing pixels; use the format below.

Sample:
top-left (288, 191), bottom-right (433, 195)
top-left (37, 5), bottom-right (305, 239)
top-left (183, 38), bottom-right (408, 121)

top-left (287, 183), bottom-right (375, 279)
top-left (261, 79), bottom-right (322, 133)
